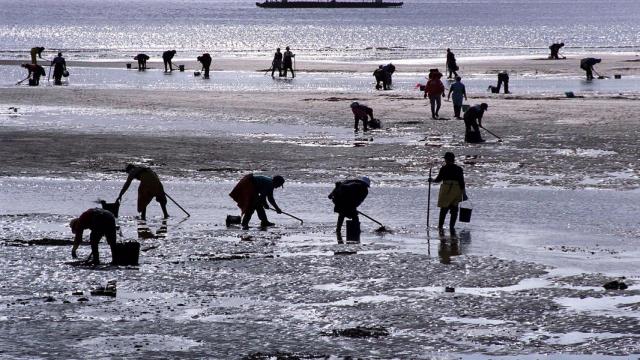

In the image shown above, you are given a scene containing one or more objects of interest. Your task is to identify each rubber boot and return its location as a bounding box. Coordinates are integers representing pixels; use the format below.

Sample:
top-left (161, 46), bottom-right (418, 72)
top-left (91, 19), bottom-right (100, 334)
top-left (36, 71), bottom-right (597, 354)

top-left (449, 206), bottom-right (458, 232)
top-left (438, 208), bottom-right (448, 230)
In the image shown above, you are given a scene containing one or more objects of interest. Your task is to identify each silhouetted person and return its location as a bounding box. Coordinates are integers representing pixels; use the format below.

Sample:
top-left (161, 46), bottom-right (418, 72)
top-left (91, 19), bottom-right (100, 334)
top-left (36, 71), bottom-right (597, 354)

top-left (350, 102), bottom-right (374, 131)
top-left (117, 164), bottom-right (169, 220)
top-left (446, 48), bottom-right (459, 79)
top-left (424, 69), bottom-right (445, 119)
top-left (429, 152), bottom-right (467, 234)
top-left (30, 47), bottom-right (45, 64)
top-left (51, 52), bottom-right (66, 85)
top-left (373, 65), bottom-right (385, 90)
top-left (197, 53), bottom-right (212, 79)
top-left (549, 42), bottom-right (565, 60)
top-left (21, 63), bottom-right (45, 86)
top-left (271, 48), bottom-right (283, 77)
top-left (463, 103), bottom-right (488, 143)
top-left (162, 50), bottom-right (177, 72)
top-left (382, 63), bottom-right (395, 87)
top-left (580, 57), bottom-right (601, 80)
top-left (328, 177), bottom-right (370, 237)
top-left (134, 53), bottom-right (149, 71)
top-left (229, 174), bottom-right (284, 230)
top-left (496, 71), bottom-right (510, 94)
top-left (70, 208), bottom-right (117, 265)
top-left (282, 46), bottom-right (295, 78)
top-left (447, 76), bottom-right (467, 119)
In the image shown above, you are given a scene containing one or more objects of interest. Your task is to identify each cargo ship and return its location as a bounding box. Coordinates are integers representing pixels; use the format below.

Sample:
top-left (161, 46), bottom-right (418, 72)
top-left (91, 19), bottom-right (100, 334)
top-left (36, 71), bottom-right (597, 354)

top-left (256, 0), bottom-right (403, 8)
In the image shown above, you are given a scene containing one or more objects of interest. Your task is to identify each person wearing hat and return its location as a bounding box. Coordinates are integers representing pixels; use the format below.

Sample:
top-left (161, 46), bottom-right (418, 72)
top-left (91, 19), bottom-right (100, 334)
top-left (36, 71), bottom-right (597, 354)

top-left (229, 174), bottom-right (285, 230)
top-left (30, 47), bottom-right (45, 65)
top-left (580, 57), bottom-right (601, 80)
top-left (117, 164), bottom-right (169, 220)
top-left (69, 208), bottom-right (117, 265)
top-left (282, 46), bottom-right (295, 78)
top-left (350, 102), bottom-right (375, 131)
top-left (162, 50), bottom-right (177, 72)
top-left (463, 103), bottom-right (488, 143)
top-left (548, 42), bottom-right (565, 60)
top-left (424, 69), bottom-right (446, 119)
top-left (328, 176), bottom-right (370, 237)
top-left (20, 63), bottom-right (46, 86)
top-left (429, 152), bottom-right (467, 233)
top-left (134, 53), bottom-right (150, 71)
top-left (382, 63), bottom-right (396, 88)
top-left (271, 48), bottom-right (283, 78)
top-left (197, 53), bottom-right (212, 79)
top-left (51, 52), bottom-right (67, 85)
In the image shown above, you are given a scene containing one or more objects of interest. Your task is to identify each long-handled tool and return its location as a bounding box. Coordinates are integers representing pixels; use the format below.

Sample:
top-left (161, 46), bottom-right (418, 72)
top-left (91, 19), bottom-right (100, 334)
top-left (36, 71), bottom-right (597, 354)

top-left (47, 64), bottom-right (52, 83)
top-left (427, 166), bottom-right (432, 230)
top-left (15, 76), bottom-right (29, 85)
top-left (357, 210), bottom-right (388, 232)
top-left (593, 69), bottom-right (608, 79)
top-left (164, 192), bottom-right (190, 217)
top-left (480, 125), bottom-right (503, 142)
top-left (271, 209), bottom-right (303, 225)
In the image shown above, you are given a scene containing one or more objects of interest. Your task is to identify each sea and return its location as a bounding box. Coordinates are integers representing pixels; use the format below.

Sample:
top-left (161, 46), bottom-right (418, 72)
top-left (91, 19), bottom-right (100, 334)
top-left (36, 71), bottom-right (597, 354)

top-left (0, 0), bottom-right (639, 62)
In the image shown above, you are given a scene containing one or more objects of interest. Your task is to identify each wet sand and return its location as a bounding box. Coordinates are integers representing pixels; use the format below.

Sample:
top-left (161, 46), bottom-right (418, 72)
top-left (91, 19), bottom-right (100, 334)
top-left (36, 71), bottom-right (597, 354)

top-left (1, 56), bottom-right (640, 358)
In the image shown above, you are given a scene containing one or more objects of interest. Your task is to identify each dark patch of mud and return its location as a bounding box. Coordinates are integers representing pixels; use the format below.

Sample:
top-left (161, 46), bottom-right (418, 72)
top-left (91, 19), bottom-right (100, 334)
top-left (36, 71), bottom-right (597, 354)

top-left (243, 352), bottom-right (335, 360)
top-left (321, 325), bottom-right (389, 338)
top-left (3, 238), bottom-right (74, 246)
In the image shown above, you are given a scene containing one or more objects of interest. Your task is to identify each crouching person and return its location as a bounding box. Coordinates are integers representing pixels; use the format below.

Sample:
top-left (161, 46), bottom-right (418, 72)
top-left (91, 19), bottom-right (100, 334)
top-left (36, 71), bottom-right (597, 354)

top-left (328, 177), bottom-right (370, 238)
top-left (70, 208), bottom-right (117, 265)
top-left (230, 174), bottom-right (285, 230)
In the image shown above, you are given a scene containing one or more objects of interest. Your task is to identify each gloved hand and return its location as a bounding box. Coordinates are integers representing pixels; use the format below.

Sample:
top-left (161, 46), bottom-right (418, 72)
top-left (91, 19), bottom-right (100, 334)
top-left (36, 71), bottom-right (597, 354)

top-left (276, 208), bottom-right (282, 214)
top-left (463, 192), bottom-right (469, 201)
top-left (72, 249), bottom-right (78, 259)
top-left (423, 93), bottom-right (427, 99)
top-left (428, 177), bottom-right (433, 183)
top-left (264, 203), bottom-right (270, 210)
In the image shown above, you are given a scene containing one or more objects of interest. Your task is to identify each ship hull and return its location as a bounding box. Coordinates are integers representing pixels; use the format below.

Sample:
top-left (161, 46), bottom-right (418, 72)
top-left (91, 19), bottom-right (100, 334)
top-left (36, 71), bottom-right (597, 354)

top-left (256, 1), bottom-right (403, 8)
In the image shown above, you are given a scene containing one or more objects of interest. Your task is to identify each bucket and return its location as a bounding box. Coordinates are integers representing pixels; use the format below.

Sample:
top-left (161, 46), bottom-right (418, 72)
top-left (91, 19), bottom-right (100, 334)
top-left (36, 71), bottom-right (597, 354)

top-left (461, 104), bottom-right (470, 112)
top-left (458, 202), bottom-right (472, 223)
top-left (28, 79), bottom-right (37, 86)
top-left (126, 63), bottom-right (132, 69)
top-left (194, 71), bottom-right (201, 77)
top-left (226, 215), bottom-right (241, 227)
top-left (346, 220), bottom-right (361, 242)
top-left (614, 74), bottom-right (621, 79)
top-left (178, 65), bottom-right (185, 72)
top-left (112, 242), bottom-right (140, 265)
top-left (100, 200), bottom-right (120, 218)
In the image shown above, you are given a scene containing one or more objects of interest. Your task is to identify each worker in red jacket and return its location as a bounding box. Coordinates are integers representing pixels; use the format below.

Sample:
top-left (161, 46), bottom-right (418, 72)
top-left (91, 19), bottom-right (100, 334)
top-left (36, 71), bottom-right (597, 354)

top-left (424, 69), bottom-right (445, 119)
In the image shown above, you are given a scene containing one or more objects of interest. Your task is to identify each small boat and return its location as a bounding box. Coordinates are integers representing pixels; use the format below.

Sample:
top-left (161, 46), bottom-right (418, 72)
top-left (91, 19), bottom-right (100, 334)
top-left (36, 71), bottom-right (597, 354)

top-left (256, 0), bottom-right (403, 8)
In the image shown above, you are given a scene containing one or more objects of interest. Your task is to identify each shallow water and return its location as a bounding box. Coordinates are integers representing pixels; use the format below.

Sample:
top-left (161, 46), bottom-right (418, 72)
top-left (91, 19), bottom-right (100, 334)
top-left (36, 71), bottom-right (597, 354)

top-left (1, 0), bottom-right (639, 61)
top-left (3, 65), bottom-right (640, 96)
top-left (1, 177), bottom-right (638, 274)
top-left (1, 177), bottom-right (639, 358)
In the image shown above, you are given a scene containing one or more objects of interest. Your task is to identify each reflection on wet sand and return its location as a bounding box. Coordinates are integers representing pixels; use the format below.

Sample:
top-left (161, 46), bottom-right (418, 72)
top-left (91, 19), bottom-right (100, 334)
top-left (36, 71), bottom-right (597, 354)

top-left (438, 229), bottom-right (471, 264)
top-left (137, 219), bottom-right (168, 239)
